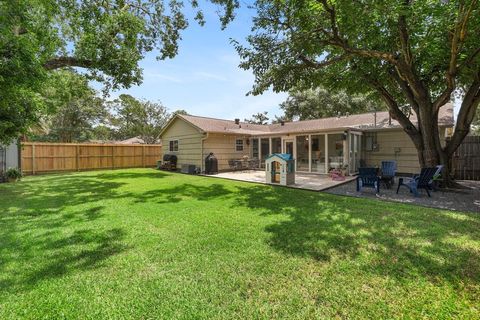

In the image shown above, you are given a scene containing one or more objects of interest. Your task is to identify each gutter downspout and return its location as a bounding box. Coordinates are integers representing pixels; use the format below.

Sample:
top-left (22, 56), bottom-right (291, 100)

top-left (200, 132), bottom-right (209, 173)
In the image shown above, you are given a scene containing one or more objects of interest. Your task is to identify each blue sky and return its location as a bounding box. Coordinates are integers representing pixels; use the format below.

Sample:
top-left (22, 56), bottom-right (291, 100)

top-left (97, 3), bottom-right (287, 121)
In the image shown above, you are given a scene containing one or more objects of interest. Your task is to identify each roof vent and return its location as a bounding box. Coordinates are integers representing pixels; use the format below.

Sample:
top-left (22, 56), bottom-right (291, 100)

top-left (280, 120), bottom-right (285, 126)
top-left (234, 118), bottom-right (240, 125)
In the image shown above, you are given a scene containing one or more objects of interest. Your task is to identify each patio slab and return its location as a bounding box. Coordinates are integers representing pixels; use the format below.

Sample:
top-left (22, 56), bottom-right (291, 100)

top-left (325, 179), bottom-right (480, 213)
top-left (207, 170), bottom-right (355, 191)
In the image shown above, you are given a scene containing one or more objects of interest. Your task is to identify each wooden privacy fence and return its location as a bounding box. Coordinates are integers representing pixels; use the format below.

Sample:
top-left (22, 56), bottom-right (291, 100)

top-left (21, 142), bottom-right (162, 175)
top-left (452, 136), bottom-right (480, 181)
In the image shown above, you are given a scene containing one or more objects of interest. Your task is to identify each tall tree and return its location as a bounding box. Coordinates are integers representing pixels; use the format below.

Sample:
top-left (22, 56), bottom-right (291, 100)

top-left (111, 94), bottom-right (169, 144)
top-left (31, 71), bottom-right (106, 142)
top-left (0, 0), bottom-right (237, 143)
top-left (280, 88), bottom-right (378, 120)
top-left (234, 0), bottom-right (480, 183)
top-left (245, 111), bottom-right (269, 124)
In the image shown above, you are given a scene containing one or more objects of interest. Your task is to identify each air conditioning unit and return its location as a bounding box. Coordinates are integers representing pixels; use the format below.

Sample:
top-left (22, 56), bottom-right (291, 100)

top-left (181, 164), bottom-right (196, 174)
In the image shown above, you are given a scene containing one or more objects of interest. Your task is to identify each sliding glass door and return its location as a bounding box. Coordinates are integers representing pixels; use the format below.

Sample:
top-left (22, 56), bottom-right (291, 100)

top-left (349, 133), bottom-right (361, 173)
top-left (311, 134), bottom-right (326, 173)
top-left (260, 138), bottom-right (270, 168)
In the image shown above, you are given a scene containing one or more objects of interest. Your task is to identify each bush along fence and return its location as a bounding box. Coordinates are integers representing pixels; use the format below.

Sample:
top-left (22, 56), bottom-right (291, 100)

top-left (21, 142), bottom-right (162, 175)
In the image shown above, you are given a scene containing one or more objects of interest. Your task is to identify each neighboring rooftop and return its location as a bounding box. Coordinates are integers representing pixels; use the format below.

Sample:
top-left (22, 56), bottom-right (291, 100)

top-left (171, 103), bottom-right (454, 136)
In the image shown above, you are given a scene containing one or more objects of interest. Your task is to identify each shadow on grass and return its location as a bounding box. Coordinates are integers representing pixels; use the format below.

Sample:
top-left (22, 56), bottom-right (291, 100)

top-left (0, 174), bottom-right (132, 293)
top-left (130, 183), bottom-right (232, 204)
top-left (232, 184), bottom-right (480, 285)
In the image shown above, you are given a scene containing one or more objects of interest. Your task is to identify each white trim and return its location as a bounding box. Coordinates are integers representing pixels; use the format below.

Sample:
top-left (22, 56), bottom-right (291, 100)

top-left (325, 134), bottom-right (329, 173)
top-left (308, 134), bottom-right (312, 172)
top-left (235, 138), bottom-right (244, 152)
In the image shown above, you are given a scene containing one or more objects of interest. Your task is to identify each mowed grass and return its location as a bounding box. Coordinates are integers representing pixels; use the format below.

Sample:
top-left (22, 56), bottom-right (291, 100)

top-left (0, 169), bottom-right (479, 319)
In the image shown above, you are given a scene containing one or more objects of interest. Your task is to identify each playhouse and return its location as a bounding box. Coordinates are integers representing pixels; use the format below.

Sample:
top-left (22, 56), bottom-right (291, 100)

top-left (265, 153), bottom-right (295, 185)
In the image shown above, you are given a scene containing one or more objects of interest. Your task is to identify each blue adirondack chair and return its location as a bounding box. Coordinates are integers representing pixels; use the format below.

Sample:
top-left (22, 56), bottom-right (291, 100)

top-left (396, 167), bottom-right (437, 197)
top-left (380, 160), bottom-right (397, 187)
top-left (356, 167), bottom-right (380, 193)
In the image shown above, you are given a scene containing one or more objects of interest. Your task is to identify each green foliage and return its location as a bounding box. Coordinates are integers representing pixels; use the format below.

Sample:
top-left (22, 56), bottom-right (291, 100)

top-left (280, 88), bottom-right (380, 120)
top-left (233, 0), bottom-right (480, 171)
top-left (4, 167), bottom-right (22, 181)
top-left (244, 111), bottom-right (269, 124)
top-left (31, 71), bottom-right (107, 142)
top-left (0, 169), bottom-right (479, 317)
top-left (0, 0), bottom-right (238, 143)
top-left (110, 94), bottom-right (170, 144)
top-left (234, 1), bottom-right (479, 99)
top-left (172, 109), bottom-right (189, 116)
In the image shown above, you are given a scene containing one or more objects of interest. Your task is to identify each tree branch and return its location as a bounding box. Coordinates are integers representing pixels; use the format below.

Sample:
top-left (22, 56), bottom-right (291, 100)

top-left (388, 68), bottom-right (419, 114)
top-left (298, 54), bottom-right (350, 69)
top-left (445, 71), bottom-right (480, 155)
top-left (43, 57), bottom-right (95, 70)
top-left (315, 0), bottom-right (398, 64)
top-left (364, 75), bottom-right (421, 147)
top-left (434, 0), bottom-right (478, 111)
top-left (398, 0), bottom-right (413, 66)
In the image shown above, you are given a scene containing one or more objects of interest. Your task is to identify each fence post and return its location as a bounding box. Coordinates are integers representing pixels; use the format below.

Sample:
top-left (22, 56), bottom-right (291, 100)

top-left (112, 145), bottom-right (115, 170)
top-left (32, 144), bottom-right (36, 175)
top-left (142, 145), bottom-right (145, 167)
top-left (76, 144), bottom-right (80, 171)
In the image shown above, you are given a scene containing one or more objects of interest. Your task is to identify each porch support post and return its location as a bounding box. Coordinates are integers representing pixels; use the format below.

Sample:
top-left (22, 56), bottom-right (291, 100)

top-left (269, 137), bottom-right (272, 155)
top-left (308, 134), bottom-right (312, 173)
top-left (325, 134), bottom-right (329, 173)
top-left (344, 132), bottom-right (350, 174)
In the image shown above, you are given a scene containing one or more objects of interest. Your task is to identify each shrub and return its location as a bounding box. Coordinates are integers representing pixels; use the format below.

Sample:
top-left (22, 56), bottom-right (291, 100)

top-left (5, 167), bottom-right (22, 182)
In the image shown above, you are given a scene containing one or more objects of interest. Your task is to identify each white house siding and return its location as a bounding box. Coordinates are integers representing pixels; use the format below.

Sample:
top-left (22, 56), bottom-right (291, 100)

top-left (161, 118), bottom-right (204, 170)
top-left (364, 128), bottom-right (447, 174)
top-left (203, 133), bottom-right (252, 171)
top-left (1, 140), bottom-right (20, 171)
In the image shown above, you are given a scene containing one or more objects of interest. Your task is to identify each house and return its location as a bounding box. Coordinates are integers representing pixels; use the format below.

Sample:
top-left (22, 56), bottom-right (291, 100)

top-left (159, 104), bottom-right (454, 175)
top-left (0, 140), bottom-right (21, 175)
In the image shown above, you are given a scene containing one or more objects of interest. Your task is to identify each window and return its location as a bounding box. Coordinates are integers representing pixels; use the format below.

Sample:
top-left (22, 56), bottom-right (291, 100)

top-left (252, 138), bottom-right (259, 158)
top-left (235, 139), bottom-right (244, 151)
top-left (169, 140), bottom-right (178, 152)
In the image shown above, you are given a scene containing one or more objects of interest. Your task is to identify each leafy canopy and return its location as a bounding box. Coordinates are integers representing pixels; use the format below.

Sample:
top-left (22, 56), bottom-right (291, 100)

top-left (233, 0), bottom-right (480, 170)
top-left (0, 0), bottom-right (238, 143)
top-left (109, 94), bottom-right (170, 144)
top-left (30, 70), bottom-right (107, 143)
top-left (280, 88), bottom-right (378, 121)
top-left (244, 111), bottom-right (270, 124)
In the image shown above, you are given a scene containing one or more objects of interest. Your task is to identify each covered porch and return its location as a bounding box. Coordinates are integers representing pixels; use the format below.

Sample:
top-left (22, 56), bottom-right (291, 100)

top-left (211, 170), bottom-right (355, 191)
top-left (250, 131), bottom-right (362, 175)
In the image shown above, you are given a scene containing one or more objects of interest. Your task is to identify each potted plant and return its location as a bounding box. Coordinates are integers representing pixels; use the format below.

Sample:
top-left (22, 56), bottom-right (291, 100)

top-left (5, 167), bottom-right (22, 183)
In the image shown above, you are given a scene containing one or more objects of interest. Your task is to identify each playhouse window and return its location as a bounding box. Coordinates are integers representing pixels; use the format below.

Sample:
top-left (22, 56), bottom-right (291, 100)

top-left (169, 140), bottom-right (179, 152)
top-left (235, 139), bottom-right (244, 151)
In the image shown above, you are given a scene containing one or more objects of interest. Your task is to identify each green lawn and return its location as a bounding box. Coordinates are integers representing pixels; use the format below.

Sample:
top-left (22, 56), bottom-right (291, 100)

top-left (0, 169), bottom-right (479, 319)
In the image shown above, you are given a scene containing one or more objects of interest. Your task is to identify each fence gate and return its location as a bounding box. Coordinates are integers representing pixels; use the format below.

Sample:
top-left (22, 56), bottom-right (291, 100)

top-left (0, 146), bottom-right (5, 172)
top-left (452, 136), bottom-right (480, 180)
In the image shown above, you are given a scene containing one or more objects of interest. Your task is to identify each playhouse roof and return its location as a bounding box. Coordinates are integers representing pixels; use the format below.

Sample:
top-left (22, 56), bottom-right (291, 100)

top-left (266, 153), bottom-right (294, 161)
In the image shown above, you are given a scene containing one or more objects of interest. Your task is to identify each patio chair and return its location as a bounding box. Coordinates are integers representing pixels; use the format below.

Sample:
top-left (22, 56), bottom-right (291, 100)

top-left (396, 167), bottom-right (437, 197)
top-left (380, 160), bottom-right (397, 188)
top-left (429, 164), bottom-right (444, 191)
top-left (356, 167), bottom-right (380, 193)
top-left (228, 159), bottom-right (243, 171)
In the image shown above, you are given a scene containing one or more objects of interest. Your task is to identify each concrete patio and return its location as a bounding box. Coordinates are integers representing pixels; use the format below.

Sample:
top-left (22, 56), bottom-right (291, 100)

top-left (325, 179), bottom-right (480, 213)
top-left (208, 170), bottom-right (355, 191)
